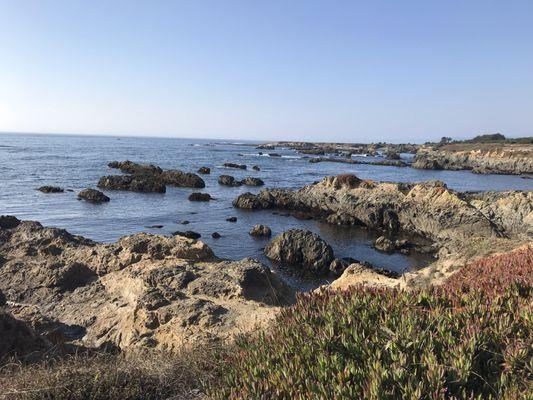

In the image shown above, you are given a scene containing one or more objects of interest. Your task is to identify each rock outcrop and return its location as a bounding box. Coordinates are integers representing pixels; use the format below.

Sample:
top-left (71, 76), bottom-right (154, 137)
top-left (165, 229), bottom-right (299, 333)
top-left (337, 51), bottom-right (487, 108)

top-left (412, 144), bottom-right (533, 175)
top-left (0, 217), bottom-right (292, 351)
top-left (264, 229), bottom-right (334, 274)
top-left (104, 160), bottom-right (205, 192)
top-left (78, 188), bottom-right (110, 203)
top-left (233, 175), bottom-right (532, 253)
top-left (223, 163), bottom-right (246, 170)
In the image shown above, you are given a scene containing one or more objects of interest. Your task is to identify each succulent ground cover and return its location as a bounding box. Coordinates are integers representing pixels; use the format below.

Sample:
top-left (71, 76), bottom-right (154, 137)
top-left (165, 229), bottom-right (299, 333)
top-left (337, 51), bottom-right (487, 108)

top-left (211, 247), bottom-right (533, 399)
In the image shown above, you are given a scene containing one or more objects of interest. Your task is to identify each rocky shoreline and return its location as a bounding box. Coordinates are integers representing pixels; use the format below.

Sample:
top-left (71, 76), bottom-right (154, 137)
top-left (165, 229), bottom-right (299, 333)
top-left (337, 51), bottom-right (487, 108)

top-left (413, 143), bottom-right (533, 175)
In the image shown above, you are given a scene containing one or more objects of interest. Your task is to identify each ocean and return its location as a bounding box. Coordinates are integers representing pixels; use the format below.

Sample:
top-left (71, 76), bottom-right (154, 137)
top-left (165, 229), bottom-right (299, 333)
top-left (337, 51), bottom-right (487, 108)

top-left (1, 133), bottom-right (531, 290)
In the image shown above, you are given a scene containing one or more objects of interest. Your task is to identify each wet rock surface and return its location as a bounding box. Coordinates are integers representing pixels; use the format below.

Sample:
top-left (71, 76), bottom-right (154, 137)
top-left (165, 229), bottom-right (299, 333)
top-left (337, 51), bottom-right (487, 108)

top-left (264, 229), bottom-right (334, 275)
top-left (78, 188), bottom-right (110, 203)
top-left (218, 175), bottom-right (242, 187)
top-left (0, 217), bottom-right (292, 350)
top-left (188, 192), bottom-right (212, 201)
top-left (173, 230), bottom-right (201, 239)
top-left (37, 186), bottom-right (64, 193)
top-left (197, 166), bottom-right (211, 174)
top-left (223, 163), bottom-right (247, 170)
top-left (241, 177), bottom-right (264, 186)
top-left (249, 224), bottom-right (272, 237)
top-left (98, 175), bottom-right (166, 193)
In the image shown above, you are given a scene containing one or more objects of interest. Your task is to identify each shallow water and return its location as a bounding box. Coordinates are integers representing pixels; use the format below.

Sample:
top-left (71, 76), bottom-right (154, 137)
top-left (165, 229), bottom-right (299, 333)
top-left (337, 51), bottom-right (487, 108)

top-left (1, 133), bottom-right (531, 290)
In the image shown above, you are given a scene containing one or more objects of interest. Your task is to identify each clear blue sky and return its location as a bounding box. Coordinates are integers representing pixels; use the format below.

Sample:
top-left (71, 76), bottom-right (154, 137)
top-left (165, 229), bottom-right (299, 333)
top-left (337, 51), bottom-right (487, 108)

top-left (1, 1), bottom-right (532, 142)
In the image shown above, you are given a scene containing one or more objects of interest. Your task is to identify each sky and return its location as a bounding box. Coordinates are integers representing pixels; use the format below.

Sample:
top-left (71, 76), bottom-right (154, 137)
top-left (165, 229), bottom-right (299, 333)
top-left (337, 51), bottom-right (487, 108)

top-left (0, 1), bottom-right (532, 143)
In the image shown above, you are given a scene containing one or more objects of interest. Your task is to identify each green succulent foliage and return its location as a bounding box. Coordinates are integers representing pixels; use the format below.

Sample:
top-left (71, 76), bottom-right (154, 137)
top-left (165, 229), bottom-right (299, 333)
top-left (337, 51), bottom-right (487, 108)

top-left (212, 283), bottom-right (532, 399)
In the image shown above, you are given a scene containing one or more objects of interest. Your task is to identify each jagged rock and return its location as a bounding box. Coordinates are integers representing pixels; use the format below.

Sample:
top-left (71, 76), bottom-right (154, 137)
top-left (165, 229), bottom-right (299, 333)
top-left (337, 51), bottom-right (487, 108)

top-left (252, 165), bottom-right (261, 171)
top-left (78, 188), bottom-right (110, 203)
top-left (0, 218), bottom-right (292, 350)
top-left (0, 215), bottom-right (21, 229)
top-left (241, 177), bottom-right (264, 186)
top-left (173, 231), bottom-right (201, 240)
top-left (188, 192), bottom-right (212, 201)
top-left (37, 186), bottom-right (64, 193)
top-left (223, 163), bottom-right (247, 170)
top-left (98, 175), bottom-right (166, 193)
top-left (385, 150), bottom-right (401, 160)
top-left (249, 224), bottom-right (272, 237)
top-left (198, 166), bottom-right (211, 174)
top-left (264, 229), bottom-right (334, 275)
top-left (218, 175), bottom-right (242, 187)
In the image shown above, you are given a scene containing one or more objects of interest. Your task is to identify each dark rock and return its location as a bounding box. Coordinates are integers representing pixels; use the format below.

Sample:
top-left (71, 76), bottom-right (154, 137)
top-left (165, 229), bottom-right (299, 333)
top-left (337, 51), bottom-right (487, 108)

top-left (173, 231), bottom-right (201, 240)
top-left (198, 166), bottom-right (211, 174)
top-left (252, 165), bottom-right (261, 171)
top-left (0, 215), bottom-right (21, 229)
top-left (180, 220), bottom-right (190, 225)
top-left (223, 163), bottom-right (247, 170)
top-left (256, 144), bottom-right (275, 150)
top-left (108, 160), bottom-right (163, 175)
top-left (211, 232), bottom-right (221, 239)
top-left (188, 192), bottom-right (212, 201)
top-left (226, 217), bottom-right (237, 222)
top-left (37, 186), bottom-right (64, 193)
top-left (268, 153), bottom-right (282, 157)
top-left (373, 236), bottom-right (395, 252)
top-left (146, 225), bottom-right (164, 229)
top-left (249, 224), bottom-right (272, 237)
top-left (329, 258), bottom-right (355, 276)
top-left (78, 189), bottom-right (110, 203)
top-left (162, 170), bottom-right (205, 188)
top-left (232, 192), bottom-right (269, 210)
top-left (218, 175), bottom-right (242, 186)
top-left (98, 175), bottom-right (166, 193)
top-left (385, 150), bottom-right (401, 160)
top-left (240, 177), bottom-right (264, 186)
top-left (264, 229), bottom-right (334, 274)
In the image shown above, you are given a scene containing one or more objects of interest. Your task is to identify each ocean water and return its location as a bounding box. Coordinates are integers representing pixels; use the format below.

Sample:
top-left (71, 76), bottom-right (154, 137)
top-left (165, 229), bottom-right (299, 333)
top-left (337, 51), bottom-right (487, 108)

top-left (1, 133), bottom-right (531, 290)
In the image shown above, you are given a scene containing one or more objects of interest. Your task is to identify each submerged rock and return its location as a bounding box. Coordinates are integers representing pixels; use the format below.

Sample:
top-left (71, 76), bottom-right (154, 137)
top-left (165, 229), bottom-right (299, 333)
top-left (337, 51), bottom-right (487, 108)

top-left (197, 166), bottom-right (211, 174)
top-left (264, 229), bottom-right (334, 275)
top-left (249, 224), bottom-right (272, 237)
top-left (226, 217), bottom-right (238, 222)
top-left (223, 162), bottom-right (247, 170)
top-left (211, 232), bottom-right (221, 239)
top-left (37, 186), bottom-right (64, 193)
top-left (78, 188), bottom-right (110, 203)
top-left (252, 165), bottom-right (261, 171)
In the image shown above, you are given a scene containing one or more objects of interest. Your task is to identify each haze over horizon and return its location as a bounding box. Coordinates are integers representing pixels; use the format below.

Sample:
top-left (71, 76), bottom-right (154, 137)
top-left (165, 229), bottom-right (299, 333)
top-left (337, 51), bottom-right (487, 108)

top-left (1, 1), bottom-right (532, 143)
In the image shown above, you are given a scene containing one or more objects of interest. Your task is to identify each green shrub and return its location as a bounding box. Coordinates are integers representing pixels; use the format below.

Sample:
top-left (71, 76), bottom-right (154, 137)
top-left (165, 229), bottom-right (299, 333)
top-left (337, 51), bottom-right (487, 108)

top-left (211, 250), bottom-right (532, 399)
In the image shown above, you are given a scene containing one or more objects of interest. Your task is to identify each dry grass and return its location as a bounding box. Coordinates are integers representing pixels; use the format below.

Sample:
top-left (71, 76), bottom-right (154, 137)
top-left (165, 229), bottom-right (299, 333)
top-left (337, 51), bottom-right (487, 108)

top-left (0, 345), bottom-right (226, 400)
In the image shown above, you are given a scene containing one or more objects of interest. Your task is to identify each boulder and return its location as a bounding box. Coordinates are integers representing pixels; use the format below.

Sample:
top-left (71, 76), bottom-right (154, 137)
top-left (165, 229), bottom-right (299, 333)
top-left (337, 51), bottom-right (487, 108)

top-left (264, 229), bottom-right (334, 274)
top-left (211, 232), bottom-right (221, 239)
top-left (373, 236), bottom-right (396, 252)
top-left (241, 177), bottom-right (264, 186)
top-left (37, 186), bottom-right (64, 193)
top-left (223, 163), bottom-right (247, 170)
top-left (218, 175), bottom-right (242, 187)
top-left (197, 166), bottom-right (211, 174)
top-left (232, 192), bottom-right (269, 210)
top-left (249, 224), bottom-right (272, 237)
top-left (188, 192), bottom-right (212, 201)
top-left (78, 189), bottom-right (110, 203)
